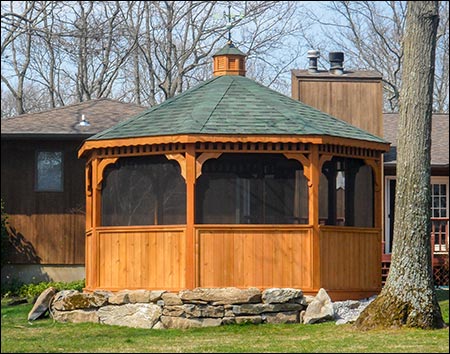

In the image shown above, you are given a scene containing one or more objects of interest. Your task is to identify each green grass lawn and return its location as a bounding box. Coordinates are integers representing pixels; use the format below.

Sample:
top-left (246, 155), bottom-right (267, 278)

top-left (1, 290), bottom-right (448, 353)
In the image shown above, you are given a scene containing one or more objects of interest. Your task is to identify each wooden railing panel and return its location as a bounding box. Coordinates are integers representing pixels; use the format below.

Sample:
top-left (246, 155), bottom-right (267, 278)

top-left (320, 226), bottom-right (381, 291)
top-left (196, 226), bottom-right (313, 290)
top-left (95, 227), bottom-right (186, 290)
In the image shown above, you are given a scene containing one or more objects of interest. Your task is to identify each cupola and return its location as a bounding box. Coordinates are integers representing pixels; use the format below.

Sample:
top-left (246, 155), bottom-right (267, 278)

top-left (212, 40), bottom-right (246, 77)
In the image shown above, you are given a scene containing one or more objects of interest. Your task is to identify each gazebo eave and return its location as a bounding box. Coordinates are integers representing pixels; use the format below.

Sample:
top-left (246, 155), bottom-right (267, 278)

top-left (78, 133), bottom-right (390, 159)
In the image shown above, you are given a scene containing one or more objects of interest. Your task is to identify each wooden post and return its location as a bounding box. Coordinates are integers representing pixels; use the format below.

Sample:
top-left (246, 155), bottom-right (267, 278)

top-left (364, 158), bottom-right (382, 229)
top-left (84, 161), bottom-right (92, 290)
top-left (309, 145), bottom-right (321, 290)
top-left (185, 144), bottom-right (196, 288)
top-left (90, 156), bottom-right (100, 289)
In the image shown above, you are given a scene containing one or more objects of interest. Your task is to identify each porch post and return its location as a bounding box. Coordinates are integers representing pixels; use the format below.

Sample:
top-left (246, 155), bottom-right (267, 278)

top-left (185, 144), bottom-right (196, 289)
top-left (90, 156), bottom-right (100, 289)
top-left (309, 145), bottom-right (321, 290)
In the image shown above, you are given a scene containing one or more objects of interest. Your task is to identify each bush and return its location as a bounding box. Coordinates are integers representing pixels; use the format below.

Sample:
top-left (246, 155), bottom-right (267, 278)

top-left (1, 199), bottom-right (9, 268)
top-left (2, 279), bottom-right (85, 299)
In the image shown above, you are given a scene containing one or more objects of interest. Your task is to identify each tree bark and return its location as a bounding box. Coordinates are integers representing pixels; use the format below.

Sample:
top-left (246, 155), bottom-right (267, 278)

top-left (355, 1), bottom-right (444, 330)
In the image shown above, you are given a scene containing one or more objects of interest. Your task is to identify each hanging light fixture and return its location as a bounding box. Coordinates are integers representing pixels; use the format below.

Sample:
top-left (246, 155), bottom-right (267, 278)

top-left (78, 114), bottom-right (90, 127)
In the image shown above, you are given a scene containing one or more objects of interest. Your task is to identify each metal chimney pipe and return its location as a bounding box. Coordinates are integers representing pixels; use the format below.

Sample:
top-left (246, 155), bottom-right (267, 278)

top-left (329, 52), bottom-right (344, 75)
top-left (307, 50), bottom-right (320, 73)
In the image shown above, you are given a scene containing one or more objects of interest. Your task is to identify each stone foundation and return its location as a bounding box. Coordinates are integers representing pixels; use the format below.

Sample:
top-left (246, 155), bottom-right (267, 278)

top-left (49, 287), bottom-right (311, 329)
top-left (47, 287), bottom-right (374, 329)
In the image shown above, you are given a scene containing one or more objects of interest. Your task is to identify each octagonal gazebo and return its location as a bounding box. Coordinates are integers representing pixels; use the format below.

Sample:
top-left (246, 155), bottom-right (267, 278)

top-left (78, 42), bottom-right (389, 301)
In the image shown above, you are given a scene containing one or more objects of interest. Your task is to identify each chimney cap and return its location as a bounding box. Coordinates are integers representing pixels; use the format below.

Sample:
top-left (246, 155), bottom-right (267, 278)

top-left (307, 50), bottom-right (320, 58)
top-left (329, 52), bottom-right (344, 62)
top-left (329, 51), bottom-right (344, 75)
top-left (307, 49), bottom-right (320, 73)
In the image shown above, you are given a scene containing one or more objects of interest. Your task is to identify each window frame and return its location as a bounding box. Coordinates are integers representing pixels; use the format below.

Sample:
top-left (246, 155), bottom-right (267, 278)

top-left (35, 150), bottom-right (64, 192)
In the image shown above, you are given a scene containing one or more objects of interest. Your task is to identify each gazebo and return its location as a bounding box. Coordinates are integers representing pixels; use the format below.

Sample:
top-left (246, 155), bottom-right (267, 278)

top-left (78, 42), bottom-right (389, 301)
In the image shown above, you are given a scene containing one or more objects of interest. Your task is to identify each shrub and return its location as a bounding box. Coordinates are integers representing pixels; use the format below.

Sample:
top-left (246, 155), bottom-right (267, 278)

top-left (2, 279), bottom-right (85, 299)
top-left (1, 199), bottom-right (9, 268)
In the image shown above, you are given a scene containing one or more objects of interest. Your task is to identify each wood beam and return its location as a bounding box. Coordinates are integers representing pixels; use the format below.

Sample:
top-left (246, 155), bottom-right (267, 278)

top-left (185, 144), bottom-right (196, 288)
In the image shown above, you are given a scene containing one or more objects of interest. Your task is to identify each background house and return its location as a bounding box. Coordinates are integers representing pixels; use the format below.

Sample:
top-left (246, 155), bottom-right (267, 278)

top-left (2, 50), bottom-right (448, 288)
top-left (1, 99), bottom-right (147, 284)
top-left (291, 52), bottom-right (449, 286)
top-left (383, 113), bottom-right (449, 285)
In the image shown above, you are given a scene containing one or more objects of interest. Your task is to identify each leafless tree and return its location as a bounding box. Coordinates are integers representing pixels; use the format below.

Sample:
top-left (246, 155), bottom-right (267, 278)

top-left (1, 1), bottom-right (49, 115)
top-left (355, 1), bottom-right (445, 329)
top-left (2, 1), bottom-right (309, 116)
top-left (57, 1), bottom-right (138, 102)
top-left (301, 1), bottom-right (449, 113)
top-left (117, 1), bottom-right (308, 106)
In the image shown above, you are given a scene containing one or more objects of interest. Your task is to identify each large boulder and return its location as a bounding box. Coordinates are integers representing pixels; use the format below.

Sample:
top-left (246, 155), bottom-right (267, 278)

top-left (302, 288), bottom-right (335, 324)
top-left (98, 304), bottom-right (162, 329)
top-left (51, 290), bottom-right (108, 311)
top-left (27, 287), bottom-right (57, 321)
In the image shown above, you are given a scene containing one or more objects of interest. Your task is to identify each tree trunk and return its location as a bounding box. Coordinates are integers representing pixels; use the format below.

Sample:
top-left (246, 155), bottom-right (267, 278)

top-left (355, 1), bottom-right (444, 330)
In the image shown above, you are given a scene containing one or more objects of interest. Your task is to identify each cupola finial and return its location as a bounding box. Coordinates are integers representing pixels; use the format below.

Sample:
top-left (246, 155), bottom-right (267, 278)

top-left (226, 3), bottom-right (232, 44)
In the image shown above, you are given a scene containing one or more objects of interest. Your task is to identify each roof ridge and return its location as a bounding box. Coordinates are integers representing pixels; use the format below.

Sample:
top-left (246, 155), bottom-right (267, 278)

top-left (197, 77), bottom-right (234, 132)
top-left (90, 77), bottom-right (219, 140)
top-left (3, 98), bottom-right (144, 121)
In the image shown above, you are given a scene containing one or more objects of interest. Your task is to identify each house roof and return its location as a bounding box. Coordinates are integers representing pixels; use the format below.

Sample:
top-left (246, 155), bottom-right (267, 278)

top-left (89, 75), bottom-right (387, 145)
top-left (1, 98), bottom-right (147, 139)
top-left (384, 113), bottom-right (449, 167)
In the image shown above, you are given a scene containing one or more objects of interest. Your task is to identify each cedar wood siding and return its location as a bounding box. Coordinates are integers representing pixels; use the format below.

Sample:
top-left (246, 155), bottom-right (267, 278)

top-left (1, 139), bottom-right (85, 265)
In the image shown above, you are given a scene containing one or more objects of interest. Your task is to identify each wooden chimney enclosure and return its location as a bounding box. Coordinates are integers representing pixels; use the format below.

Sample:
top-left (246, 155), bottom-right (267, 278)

top-left (79, 44), bottom-right (389, 301)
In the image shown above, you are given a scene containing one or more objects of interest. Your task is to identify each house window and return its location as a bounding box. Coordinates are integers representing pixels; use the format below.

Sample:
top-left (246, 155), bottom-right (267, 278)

top-left (384, 177), bottom-right (449, 254)
top-left (101, 155), bottom-right (186, 226)
top-left (36, 151), bottom-right (63, 192)
top-left (196, 153), bottom-right (308, 224)
top-left (431, 180), bottom-right (448, 252)
top-left (320, 157), bottom-right (374, 227)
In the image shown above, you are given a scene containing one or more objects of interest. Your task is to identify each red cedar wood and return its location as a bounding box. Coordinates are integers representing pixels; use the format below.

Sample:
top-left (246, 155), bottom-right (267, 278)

top-left (84, 140), bottom-right (384, 300)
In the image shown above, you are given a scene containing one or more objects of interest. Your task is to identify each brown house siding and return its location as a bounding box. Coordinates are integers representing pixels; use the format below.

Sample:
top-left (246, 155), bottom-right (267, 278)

top-left (1, 139), bottom-right (85, 265)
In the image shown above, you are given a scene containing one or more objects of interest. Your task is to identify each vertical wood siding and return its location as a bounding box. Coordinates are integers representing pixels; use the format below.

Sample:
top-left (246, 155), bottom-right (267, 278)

top-left (95, 227), bottom-right (186, 290)
top-left (296, 80), bottom-right (383, 137)
top-left (1, 140), bottom-right (85, 264)
top-left (319, 226), bottom-right (381, 291)
top-left (196, 226), bottom-right (313, 290)
top-left (6, 214), bottom-right (85, 264)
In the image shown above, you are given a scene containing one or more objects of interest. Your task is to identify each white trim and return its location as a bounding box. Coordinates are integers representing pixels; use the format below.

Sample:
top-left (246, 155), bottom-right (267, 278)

top-left (430, 176), bottom-right (449, 252)
top-left (384, 175), bottom-right (449, 254)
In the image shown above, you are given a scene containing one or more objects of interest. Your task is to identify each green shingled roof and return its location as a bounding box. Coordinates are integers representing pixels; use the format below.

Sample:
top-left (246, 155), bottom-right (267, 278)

top-left (89, 75), bottom-right (386, 144)
top-left (213, 42), bottom-right (246, 57)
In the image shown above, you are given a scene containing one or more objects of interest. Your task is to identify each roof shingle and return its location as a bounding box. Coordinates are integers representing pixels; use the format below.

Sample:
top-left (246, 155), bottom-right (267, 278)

top-left (1, 98), bottom-right (147, 137)
top-left (90, 75), bottom-right (387, 144)
top-left (384, 113), bottom-right (449, 166)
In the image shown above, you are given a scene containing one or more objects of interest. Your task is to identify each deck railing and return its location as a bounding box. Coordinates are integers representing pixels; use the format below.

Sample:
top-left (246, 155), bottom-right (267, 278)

top-left (382, 217), bottom-right (449, 286)
top-left (382, 217), bottom-right (449, 259)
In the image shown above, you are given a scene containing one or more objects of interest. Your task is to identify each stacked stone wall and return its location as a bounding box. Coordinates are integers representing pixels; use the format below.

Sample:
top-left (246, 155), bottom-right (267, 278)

top-left (49, 287), bottom-right (310, 329)
top-left (42, 287), bottom-right (374, 329)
